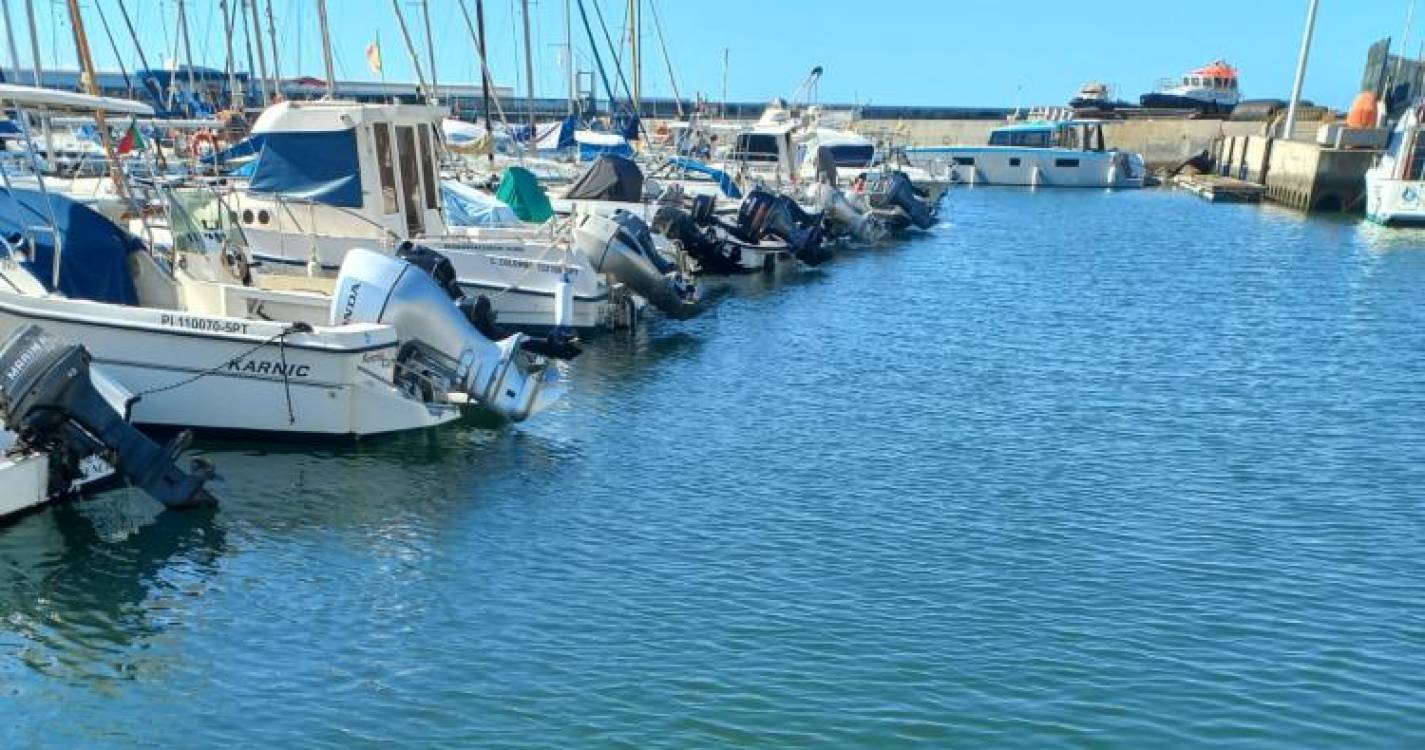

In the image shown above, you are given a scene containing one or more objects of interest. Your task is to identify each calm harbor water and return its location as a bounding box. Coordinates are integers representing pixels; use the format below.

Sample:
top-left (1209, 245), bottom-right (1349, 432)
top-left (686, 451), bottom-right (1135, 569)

top-left (4, 188), bottom-right (1425, 747)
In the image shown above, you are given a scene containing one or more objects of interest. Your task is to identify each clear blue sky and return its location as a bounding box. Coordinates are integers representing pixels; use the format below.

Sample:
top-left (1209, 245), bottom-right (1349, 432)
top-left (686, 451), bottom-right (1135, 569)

top-left (8, 0), bottom-right (1416, 109)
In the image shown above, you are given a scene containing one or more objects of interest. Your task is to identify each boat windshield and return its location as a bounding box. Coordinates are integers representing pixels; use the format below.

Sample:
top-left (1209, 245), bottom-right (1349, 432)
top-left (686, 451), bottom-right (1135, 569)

top-left (162, 187), bottom-right (249, 256)
top-left (989, 128), bottom-right (1053, 148)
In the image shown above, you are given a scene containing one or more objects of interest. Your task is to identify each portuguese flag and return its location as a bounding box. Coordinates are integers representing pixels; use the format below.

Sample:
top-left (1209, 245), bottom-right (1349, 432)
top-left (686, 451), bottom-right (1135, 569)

top-left (116, 119), bottom-right (145, 155)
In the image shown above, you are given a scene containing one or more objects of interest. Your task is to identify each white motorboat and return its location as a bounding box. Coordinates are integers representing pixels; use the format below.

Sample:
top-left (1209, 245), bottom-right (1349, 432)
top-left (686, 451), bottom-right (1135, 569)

top-left (1367, 102), bottom-right (1425, 226)
top-left (906, 119), bottom-right (1146, 189)
top-left (0, 181), bottom-right (561, 437)
top-left (224, 100), bottom-right (702, 329)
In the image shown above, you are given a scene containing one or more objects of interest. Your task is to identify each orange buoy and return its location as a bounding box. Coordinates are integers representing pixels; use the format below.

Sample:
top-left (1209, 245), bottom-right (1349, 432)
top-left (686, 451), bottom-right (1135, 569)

top-left (1346, 91), bottom-right (1378, 129)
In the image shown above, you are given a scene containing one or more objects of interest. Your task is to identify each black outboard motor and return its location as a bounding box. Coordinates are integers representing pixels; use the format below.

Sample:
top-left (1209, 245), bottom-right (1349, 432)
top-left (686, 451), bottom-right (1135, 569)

top-left (734, 189), bottom-right (831, 266)
top-left (395, 242), bottom-right (581, 361)
top-left (874, 171), bottom-right (935, 231)
top-left (0, 326), bottom-right (215, 509)
top-left (652, 205), bottom-right (745, 275)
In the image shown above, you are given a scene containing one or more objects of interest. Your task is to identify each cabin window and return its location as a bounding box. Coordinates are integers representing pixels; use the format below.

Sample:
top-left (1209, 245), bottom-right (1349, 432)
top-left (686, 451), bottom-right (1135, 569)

top-left (1011, 130), bottom-right (1051, 148)
top-left (733, 133), bottom-right (782, 163)
top-left (989, 131), bottom-right (1011, 146)
top-left (1057, 128), bottom-right (1080, 150)
top-left (396, 126), bottom-right (424, 235)
top-left (418, 124), bottom-right (439, 211)
top-left (953, 157), bottom-right (976, 166)
top-left (1054, 158), bottom-right (1080, 168)
top-left (1009, 157), bottom-right (1021, 167)
top-left (373, 123), bottom-right (399, 214)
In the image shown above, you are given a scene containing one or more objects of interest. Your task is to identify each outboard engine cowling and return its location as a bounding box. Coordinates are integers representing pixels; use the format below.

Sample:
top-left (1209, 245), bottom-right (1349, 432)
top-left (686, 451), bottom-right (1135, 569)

top-left (573, 211), bottom-right (703, 320)
top-left (0, 325), bottom-right (215, 509)
top-left (875, 171), bottom-right (935, 230)
top-left (332, 249), bottom-right (559, 422)
top-left (652, 205), bottom-right (745, 275)
top-left (735, 189), bottom-right (831, 266)
top-left (813, 183), bottom-right (889, 244)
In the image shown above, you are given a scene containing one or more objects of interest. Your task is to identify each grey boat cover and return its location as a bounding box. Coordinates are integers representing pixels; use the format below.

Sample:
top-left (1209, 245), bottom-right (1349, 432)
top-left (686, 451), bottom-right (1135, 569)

top-left (565, 155), bottom-right (644, 202)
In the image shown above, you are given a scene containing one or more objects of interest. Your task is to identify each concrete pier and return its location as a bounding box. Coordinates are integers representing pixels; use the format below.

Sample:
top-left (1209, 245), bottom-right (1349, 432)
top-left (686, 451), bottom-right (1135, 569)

top-left (1213, 135), bottom-right (1379, 213)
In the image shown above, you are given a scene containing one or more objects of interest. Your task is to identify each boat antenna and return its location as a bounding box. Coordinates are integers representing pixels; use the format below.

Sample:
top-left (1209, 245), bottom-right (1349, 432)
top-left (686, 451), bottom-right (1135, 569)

top-left (389, 0), bottom-right (430, 103)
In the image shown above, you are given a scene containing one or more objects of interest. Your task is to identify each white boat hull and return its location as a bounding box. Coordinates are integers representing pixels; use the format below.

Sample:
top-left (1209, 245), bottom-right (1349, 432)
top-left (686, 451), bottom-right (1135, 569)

top-left (906, 147), bottom-right (1146, 188)
top-left (0, 446), bottom-right (48, 519)
top-left (0, 293), bottom-right (458, 437)
top-left (1365, 173), bottom-right (1425, 226)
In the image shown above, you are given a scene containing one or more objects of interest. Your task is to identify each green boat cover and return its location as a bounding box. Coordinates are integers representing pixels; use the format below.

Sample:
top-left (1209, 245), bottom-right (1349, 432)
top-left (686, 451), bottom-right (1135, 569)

top-left (495, 166), bottom-right (554, 223)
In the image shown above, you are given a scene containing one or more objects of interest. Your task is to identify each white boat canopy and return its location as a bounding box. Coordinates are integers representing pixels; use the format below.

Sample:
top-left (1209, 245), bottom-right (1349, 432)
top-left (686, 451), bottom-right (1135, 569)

top-left (0, 83), bottom-right (155, 116)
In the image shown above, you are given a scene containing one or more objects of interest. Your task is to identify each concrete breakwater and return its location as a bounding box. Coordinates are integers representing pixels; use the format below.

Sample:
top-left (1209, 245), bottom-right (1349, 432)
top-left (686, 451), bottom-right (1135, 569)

top-left (860, 118), bottom-right (1268, 172)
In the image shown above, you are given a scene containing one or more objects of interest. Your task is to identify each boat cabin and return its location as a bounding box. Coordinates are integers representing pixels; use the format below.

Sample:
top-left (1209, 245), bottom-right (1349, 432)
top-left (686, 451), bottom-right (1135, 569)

top-left (987, 121), bottom-right (1108, 152)
top-left (243, 100), bottom-right (449, 238)
top-left (1178, 61), bottom-right (1239, 93)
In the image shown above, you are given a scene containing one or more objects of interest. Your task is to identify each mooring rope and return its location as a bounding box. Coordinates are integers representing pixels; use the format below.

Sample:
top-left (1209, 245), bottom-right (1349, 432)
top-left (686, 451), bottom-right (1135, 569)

top-left (125, 321), bottom-right (314, 425)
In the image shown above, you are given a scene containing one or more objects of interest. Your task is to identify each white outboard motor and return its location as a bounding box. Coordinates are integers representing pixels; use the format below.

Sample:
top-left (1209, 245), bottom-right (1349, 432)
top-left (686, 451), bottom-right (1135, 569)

top-left (811, 183), bottom-right (888, 244)
top-left (573, 211), bottom-right (703, 320)
top-left (331, 249), bottom-right (558, 422)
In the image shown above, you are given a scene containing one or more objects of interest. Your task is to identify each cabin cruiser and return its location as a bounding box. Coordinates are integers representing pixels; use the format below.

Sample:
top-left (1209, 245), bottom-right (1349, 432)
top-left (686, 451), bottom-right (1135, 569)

top-left (1139, 60), bottom-right (1241, 116)
top-left (1, 324), bottom-right (214, 519)
top-left (906, 119), bottom-right (1146, 188)
top-left (224, 100), bottom-right (699, 330)
top-left (0, 184), bottom-right (561, 437)
top-left (1366, 102), bottom-right (1425, 226)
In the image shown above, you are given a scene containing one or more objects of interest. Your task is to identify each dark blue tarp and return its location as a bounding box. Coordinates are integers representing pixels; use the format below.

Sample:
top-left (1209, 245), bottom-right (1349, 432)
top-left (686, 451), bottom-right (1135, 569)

top-left (667, 157), bottom-right (742, 199)
top-left (202, 134), bottom-right (266, 166)
top-left (0, 188), bottom-right (142, 305)
top-left (248, 129), bottom-right (362, 208)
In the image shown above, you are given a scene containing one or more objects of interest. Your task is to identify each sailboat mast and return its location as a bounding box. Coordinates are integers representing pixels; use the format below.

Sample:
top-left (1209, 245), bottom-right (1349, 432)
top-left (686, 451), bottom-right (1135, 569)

top-left (629, 0), bottom-right (640, 114)
top-left (221, 0), bottom-right (240, 108)
top-left (522, 0), bottom-right (535, 129)
top-left (316, 0), bottom-right (336, 98)
top-left (475, 0), bottom-right (494, 164)
top-left (64, 0), bottom-right (127, 196)
top-left (265, 0), bottom-right (283, 99)
top-left (565, 0), bottom-right (575, 115)
top-left (22, 0), bottom-right (39, 85)
top-left (176, 0), bottom-right (199, 116)
top-left (390, 0), bottom-right (430, 102)
top-left (248, 0), bottom-right (270, 105)
top-left (421, 0), bottom-right (439, 104)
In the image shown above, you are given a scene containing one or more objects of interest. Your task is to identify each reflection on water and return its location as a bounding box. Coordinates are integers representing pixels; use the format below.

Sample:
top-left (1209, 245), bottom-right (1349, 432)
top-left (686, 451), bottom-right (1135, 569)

top-left (6, 189), bottom-right (1425, 748)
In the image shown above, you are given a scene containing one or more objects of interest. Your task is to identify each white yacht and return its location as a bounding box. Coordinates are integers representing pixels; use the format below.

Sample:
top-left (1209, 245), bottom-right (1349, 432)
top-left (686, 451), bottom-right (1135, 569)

top-left (906, 120), bottom-right (1146, 189)
top-left (1367, 103), bottom-right (1425, 226)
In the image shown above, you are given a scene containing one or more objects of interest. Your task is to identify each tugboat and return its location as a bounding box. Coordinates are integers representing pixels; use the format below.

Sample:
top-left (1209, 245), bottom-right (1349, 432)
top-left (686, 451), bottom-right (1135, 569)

top-left (1139, 60), bottom-right (1241, 116)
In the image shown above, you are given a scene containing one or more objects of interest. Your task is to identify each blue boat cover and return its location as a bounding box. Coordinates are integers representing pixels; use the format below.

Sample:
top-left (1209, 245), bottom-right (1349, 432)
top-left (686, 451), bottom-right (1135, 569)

top-left (0, 187), bottom-right (142, 305)
top-left (667, 156), bottom-right (742, 199)
top-left (442, 180), bottom-right (520, 227)
top-left (248, 129), bottom-right (362, 208)
top-left (203, 134), bottom-right (266, 166)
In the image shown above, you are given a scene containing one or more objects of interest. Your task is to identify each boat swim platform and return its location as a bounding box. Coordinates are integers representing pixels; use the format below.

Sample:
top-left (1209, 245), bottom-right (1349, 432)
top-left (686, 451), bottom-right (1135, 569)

top-left (1172, 174), bottom-right (1265, 203)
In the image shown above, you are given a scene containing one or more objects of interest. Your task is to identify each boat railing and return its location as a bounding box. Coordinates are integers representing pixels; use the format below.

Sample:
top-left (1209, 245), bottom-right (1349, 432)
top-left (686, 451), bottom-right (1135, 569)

top-left (261, 193), bottom-right (401, 263)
